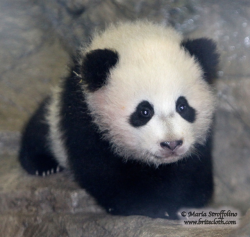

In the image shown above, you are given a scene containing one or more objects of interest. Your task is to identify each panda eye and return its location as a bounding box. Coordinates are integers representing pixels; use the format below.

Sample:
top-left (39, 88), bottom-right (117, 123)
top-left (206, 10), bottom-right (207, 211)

top-left (140, 108), bottom-right (151, 117)
top-left (176, 96), bottom-right (196, 123)
top-left (177, 104), bottom-right (187, 113)
top-left (129, 100), bottom-right (154, 127)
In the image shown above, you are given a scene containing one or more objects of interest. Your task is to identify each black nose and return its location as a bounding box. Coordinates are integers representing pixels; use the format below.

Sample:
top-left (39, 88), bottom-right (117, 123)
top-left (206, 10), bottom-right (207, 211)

top-left (160, 140), bottom-right (183, 151)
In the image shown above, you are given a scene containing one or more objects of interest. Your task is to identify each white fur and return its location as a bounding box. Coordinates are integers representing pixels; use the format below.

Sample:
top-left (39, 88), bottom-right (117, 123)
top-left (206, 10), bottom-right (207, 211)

top-left (46, 87), bottom-right (68, 167)
top-left (82, 21), bottom-right (215, 166)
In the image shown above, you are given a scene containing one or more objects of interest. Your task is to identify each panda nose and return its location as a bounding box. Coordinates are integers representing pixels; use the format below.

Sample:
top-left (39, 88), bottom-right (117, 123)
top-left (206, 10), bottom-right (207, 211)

top-left (160, 140), bottom-right (183, 151)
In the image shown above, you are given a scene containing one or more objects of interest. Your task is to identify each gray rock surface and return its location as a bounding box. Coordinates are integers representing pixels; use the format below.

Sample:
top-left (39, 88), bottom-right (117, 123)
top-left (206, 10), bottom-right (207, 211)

top-left (0, 0), bottom-right (69, 131)
top-left (186, 0), bottom-right (250, 77)
top-left (0, 213), bottom-right (234, 237)
top-left (0, 154), bottom-right (103, 215)
top-left (213, 79), bottom-right (250, 212)
top-left (229, 209), bottom-right (250, 237)
top-left (33, 0), bottom-right (250, 77)
top-left (32, 0), bottom-right (200, 52)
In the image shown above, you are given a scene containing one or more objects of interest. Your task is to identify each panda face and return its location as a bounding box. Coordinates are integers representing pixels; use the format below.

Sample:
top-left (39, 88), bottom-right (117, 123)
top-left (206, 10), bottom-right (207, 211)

top-left (83, 22), bottom-right (217, 166)
top-left (126, 95), bottom-right (198, 164)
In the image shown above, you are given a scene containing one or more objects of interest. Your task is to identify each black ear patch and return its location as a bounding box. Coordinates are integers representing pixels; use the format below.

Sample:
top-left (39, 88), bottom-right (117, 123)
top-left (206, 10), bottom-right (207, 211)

top-left (81, 49), bottom-right (119, 92)
top-left (182, 38), bottom-right (219, 84)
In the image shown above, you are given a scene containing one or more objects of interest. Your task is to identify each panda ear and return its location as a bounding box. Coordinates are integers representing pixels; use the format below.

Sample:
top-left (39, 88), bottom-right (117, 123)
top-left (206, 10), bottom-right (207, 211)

top-left (81, 49), bottom-right (119, 92)
top-left (181, 38), bottom-right (219, 84)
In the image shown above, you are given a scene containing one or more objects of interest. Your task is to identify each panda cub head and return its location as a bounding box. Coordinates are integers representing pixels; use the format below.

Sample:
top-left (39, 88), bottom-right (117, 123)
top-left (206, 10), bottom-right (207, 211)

top-left (80, 21), bottom-right (218, 166)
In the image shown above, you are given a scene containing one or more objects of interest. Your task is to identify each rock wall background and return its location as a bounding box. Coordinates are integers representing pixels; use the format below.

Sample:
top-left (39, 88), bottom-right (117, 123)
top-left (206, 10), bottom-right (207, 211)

top-left (1, 0), bottom-right (250, 236)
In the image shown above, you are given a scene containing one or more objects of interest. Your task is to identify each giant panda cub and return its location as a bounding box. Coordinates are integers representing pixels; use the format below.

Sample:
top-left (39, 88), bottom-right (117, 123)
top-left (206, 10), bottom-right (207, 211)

top-left (19, 21), bottom-right (219, 219)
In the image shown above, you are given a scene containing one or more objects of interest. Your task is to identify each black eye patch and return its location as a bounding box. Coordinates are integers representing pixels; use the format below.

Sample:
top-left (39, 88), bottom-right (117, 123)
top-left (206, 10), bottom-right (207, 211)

top-left (176, 96), bottom-right (196, 123)
top-left (129, 101), bottom-right (154, 127)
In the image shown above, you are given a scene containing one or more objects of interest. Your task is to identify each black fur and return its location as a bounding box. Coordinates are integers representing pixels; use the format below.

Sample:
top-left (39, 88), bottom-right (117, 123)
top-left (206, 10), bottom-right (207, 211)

top-left (81, 49), bottom-right (119, 92)
top-left (19, 98), bottom-right (63, 176)
top-left (129, 100), bottom-right (154, 127)
top-left (181, 38), bottom-right (219, 84)
top-left (176, 96), bottom-right (196, 123)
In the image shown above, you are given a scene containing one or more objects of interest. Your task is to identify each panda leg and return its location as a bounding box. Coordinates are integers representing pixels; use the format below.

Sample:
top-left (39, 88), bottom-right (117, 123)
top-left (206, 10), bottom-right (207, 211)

top-left (19, 98), bottom-right (63, 176)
